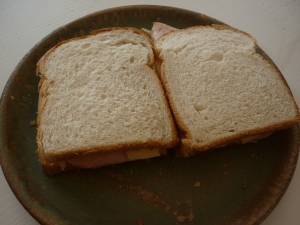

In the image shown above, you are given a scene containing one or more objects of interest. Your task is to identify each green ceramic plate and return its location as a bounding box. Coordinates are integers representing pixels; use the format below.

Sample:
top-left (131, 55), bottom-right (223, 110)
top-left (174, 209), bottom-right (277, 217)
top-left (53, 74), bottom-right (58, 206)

top-left (0, 5), bottom-right (299, 225)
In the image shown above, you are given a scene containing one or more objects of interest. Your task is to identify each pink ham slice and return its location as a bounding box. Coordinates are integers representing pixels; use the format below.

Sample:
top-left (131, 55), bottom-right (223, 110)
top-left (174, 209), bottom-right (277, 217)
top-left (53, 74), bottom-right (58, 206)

top-left (142, 22), bottom-right (178, 40)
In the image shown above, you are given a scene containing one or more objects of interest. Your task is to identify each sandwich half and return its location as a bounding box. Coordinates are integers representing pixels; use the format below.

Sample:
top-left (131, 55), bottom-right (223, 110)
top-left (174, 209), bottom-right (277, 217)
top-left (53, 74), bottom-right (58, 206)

top-left (36, 27), bottom-right (178, 174)
top-left (152, 23), bottom-right (300, 156)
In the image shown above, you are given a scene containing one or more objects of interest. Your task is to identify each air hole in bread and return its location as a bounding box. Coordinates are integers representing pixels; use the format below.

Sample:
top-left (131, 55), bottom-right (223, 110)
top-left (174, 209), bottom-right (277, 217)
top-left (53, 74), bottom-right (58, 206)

top-left (101, 94), bottom-right (108, 100)
top-left (229, 129), bottom-right (235, 132)
top-left (130, 56), bottom-right (135, 63)
top-left (85, 49), bottom-right (93, 55)
top-left (81, 43), bottom-right (90, 49)
top-left (194, 103), bottom-right (207, 112)
top-left (208, 125), bottom-right (216, 131)
top-left (195, 139), bottom-right (201, 143)
top-left (140, 42), bottom-right (147, 48)
top-left (115, 39), bottom-right (139, 46)
top-left (116, 41), bottom-right (125, 45)
top-left (208, 52), bottom-right (223, 62)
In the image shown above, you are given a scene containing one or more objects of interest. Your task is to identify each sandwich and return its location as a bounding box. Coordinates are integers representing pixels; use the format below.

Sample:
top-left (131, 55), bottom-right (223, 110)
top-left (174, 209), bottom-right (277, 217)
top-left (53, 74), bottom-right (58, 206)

top-left (36, 27), bottom-right (179, 175)
top-left (150, 22), bottom-right (300, 156)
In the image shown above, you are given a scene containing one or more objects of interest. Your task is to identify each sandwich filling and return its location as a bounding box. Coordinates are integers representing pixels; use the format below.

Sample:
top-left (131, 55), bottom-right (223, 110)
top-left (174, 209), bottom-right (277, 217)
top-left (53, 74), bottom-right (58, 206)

top-left (69, 148), bottom-right (165, 168)
top-left (42, 148), bottom-right (166, 171)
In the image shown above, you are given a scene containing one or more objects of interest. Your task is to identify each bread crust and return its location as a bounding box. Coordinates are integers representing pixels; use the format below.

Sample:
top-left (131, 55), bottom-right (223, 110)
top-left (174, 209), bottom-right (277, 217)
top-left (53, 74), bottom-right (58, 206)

top-left (211, 24), bottom-right (258, 47)
top-left (153, 24), bottom-right (300, 154)
top-left (37, 27), bottom-right (154, 74)
top-left (36, 28), bottom-right (179, 169)
top-left (152, 24), bottom-right (257, 56)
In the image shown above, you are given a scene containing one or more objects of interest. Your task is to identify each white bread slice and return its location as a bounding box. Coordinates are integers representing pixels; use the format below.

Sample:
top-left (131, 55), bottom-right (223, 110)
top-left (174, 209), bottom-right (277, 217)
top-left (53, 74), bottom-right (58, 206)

top-left (36, 27), bottom-right (178, 174)
top-left (152, 24), bottom-right (300, 156)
